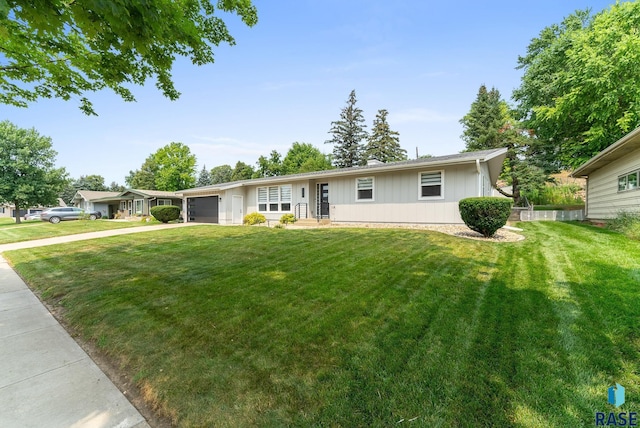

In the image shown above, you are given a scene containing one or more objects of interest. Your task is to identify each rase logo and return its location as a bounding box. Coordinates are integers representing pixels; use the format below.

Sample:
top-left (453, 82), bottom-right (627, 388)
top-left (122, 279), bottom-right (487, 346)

top-left (595, 383), bottom-right (637, 427)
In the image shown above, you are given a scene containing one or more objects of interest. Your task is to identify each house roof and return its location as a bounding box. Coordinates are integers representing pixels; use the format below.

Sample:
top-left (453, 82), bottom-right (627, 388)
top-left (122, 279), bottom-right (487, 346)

top-left (78, 189), bottom-right (180, 203)
top-left (571, 126), bottom-right (640, 177)
top-left (72, 190), bottom-right (121, 202)
top-left (179, 148), bottom-right (508, 195)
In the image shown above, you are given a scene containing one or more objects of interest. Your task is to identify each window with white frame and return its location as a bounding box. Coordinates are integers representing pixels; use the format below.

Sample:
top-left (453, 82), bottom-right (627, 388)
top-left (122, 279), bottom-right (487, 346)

top-left (257, 185), bottom-right (292, 212)
top-left (356, 177), bottom-right (374, 201)
top-left (134, 199), bottom-right (144, 215)
top-left (119, 201), bottom-right (127, 211)
top-left (618, 170), bottom-right (639, 192)
top-left (157, 199), bottom-right (172, 206)
top-left (419, 171), bottom-right (443, 199)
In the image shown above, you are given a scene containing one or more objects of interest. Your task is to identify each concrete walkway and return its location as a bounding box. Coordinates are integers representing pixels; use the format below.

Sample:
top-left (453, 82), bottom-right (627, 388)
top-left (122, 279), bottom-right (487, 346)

top-left (0, 222), bottom-right (199, 427)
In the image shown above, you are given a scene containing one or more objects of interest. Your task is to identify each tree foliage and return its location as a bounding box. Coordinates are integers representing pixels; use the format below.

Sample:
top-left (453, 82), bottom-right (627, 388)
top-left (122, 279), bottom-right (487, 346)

top-left (326, 90), bottom-right (368, 168)
top-left (210, 164), bottom-right (233, 184)
top-left (460, 84), bottom-right (546, 206)
top-left (60, 174), bottom-right (108, 203)
top-left (282, 142), bottom-right (332, 174)
top-left (0, 120), bottom-right (68, 223)
top-left (513, 3), bottom-right (640, 170)
top-left (254, 150), bottom-right (283, 178)
top-left (0, 0), bottom-right (258, 115)
top-left (196, 165), bottom-right (213, 187)
top-left (363, 109), bottom-right (406, 163)
top-left (231, 161), bottom-right (254, 181)
top-left (126, 142), bottom-right (196, 191)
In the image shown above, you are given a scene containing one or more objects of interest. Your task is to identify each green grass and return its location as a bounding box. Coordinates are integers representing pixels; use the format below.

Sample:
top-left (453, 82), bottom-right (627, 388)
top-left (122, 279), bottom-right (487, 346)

top-left (4, 223), bottom-right (639, 427)
top-left (607, 211), bottom-right (640, 241)
top-left (0, 219), bottom-right (151, 244)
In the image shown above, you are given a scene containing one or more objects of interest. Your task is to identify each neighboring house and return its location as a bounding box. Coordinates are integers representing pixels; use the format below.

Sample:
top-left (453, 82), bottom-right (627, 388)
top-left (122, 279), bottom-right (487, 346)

top-left (0, 203), bottom-right (11, 219)
top-left (571, 126), bottom-right (640, 220)
top-left (179, 148), bottom-right (508, 225)
top-left (72, 189), bottom-right (182, 219)
top-left (0, 203), bottom-right (57, 219)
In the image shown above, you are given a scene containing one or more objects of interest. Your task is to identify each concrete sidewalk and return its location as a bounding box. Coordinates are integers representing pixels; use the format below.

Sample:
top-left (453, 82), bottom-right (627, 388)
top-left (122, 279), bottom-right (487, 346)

top-left (0, 223), bottom-right (202, 427)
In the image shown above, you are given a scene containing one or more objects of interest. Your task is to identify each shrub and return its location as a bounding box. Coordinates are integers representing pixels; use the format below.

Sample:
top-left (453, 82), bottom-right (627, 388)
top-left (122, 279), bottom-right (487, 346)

top-left (607, 210), bottom-right (640, 241)
top-left (150, 205), bottom-right (181, 223)
top-left (243, 212), bottom-right (266, 225)
top-left (280, 213), bottom-right (297, 224)
top-left (458, 197), bottom-right (512, 238)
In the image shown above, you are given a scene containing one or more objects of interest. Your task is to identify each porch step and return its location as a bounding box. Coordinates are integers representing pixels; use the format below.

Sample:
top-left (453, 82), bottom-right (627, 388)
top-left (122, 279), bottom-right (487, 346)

top-left (295, 218), bottom-right (331, 226)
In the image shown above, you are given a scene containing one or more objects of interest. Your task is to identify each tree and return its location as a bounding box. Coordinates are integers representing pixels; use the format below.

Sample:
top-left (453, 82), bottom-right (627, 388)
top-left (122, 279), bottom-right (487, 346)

top-left (460, 85), bottom-right (545, 205)
top-left (231, 161), bottom-right (254, 181)
top-left (210, 164), bottom-right (233, 184)
top-left (513, 3), bottom-right (640, 170)
top-left (196, 165), bottom-right (213, 187)
top-left (60, 174), bottom-right (108, 203)
top-left (108, 182), bottom-right (126, 192)
top-left (153, 142), bottom-right (197, 191)
top-left (126, 157), bottom-right (158, 190)
top-left (325, 90), bottom-right (368, 168)
top-left (282, 142), bottom-right (333, 174)
top-left (253, 150), bottom-right (284, 178)
top-left (1, 1), bottom-right (258, 115)
top-left (363, 109), bottom-right (407, 163)
top-left (0, 121), bottom-right (68, 223)
top-left (126, 142), bottom-right (196, 191)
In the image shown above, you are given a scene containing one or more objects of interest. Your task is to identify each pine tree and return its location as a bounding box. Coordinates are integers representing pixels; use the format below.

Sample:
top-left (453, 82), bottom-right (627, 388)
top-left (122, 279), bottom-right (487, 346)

top-left (363, 109), bottom-right (406, 163)
top-left (325, 90), bottom-right (368, 168)
top-left (196, 165), bottom-right (213, 187)
top-left (460, 84), bottom-right (505, 150)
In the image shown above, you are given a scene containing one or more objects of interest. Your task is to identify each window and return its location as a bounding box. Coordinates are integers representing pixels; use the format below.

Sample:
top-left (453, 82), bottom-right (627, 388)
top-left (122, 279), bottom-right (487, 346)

top-left (120, 201), bottom-right (127, 210)
top-left (257, 185), bottom-right (292, 212)
top-left (419, 171), bottom-right (443, 199)
top-left (134, 199), bottom-right (144, 215)
top-left (618, 171), bottom-right (639, 192)
top-left (157, 199), bottom-right (172, 206)
top-left (356, 177), bottom-right (374, 201)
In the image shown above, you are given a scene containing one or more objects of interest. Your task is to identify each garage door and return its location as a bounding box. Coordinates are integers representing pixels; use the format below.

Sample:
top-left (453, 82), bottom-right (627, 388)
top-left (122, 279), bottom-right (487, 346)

top-left (187, 196), bottom-right (219, 223)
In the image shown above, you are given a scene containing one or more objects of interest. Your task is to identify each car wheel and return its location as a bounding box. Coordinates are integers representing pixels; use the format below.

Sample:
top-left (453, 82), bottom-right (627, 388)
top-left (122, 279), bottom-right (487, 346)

top-left (89, 214), bottom-right (97, 220)
top-left (49, 216), bottom-right (61, 224)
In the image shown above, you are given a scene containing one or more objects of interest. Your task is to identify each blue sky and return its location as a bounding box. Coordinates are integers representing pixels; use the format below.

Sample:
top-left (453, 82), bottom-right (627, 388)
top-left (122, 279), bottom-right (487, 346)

top-left (2, 0), bottom-right (618, 186)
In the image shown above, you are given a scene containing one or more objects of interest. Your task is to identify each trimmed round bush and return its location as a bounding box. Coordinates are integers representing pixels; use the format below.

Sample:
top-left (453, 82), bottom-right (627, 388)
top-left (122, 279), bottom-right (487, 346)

top-left (243, 212), bottom-right (266, 225)
top-left (458, 197), bottom-right (512, 238)
top-left (279, 213), bottom-right (297, 224)
top-left (150, 205), bottom-right (181, 223)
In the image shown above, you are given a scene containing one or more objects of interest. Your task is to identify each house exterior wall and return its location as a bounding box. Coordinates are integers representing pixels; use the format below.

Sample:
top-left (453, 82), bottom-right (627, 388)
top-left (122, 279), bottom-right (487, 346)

top-left (0, 205), bottom-right (11, 218)
top-left (585, 146), bottom-right (640, 219)
top-left (235, 163), bottom-right (481, 224)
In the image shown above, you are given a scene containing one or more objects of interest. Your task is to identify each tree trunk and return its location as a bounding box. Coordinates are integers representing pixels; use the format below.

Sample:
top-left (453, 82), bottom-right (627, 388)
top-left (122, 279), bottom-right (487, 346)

top-left (14, 203), bottom-right (21, 224)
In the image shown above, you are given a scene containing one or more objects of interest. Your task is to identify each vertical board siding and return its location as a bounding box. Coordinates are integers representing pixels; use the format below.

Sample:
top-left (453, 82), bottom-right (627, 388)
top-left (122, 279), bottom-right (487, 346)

top-left (587, 147), bottom-right (640, 219)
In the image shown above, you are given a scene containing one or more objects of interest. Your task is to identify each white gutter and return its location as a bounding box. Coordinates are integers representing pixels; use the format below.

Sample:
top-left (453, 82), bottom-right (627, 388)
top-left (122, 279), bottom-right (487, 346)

top-left (476, 159), bottom-right (482, 196)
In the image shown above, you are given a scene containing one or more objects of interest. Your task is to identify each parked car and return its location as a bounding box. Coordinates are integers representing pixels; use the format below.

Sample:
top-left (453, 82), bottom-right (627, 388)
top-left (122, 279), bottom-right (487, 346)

top-left (40, 207), bottom-right (102, 224)
top-left (24, 213), bottom-right (42, 221)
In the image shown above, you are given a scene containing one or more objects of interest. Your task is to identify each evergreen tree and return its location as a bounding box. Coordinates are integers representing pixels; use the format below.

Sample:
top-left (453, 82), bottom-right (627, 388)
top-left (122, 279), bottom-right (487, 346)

top-left (231, 161), bottom-right (254, 181)
top-left (363, 109), bottom-right (406, 163)
top-left (325, 90), bottom-right (368, 168)
top-left (196, 164), bottom-right (213, 187)
top-left (460, 85), bottom-right (546, 205)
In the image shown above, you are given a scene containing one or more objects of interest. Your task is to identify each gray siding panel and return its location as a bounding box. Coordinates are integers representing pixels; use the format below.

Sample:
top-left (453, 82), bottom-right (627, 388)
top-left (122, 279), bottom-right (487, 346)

top-left (586, 146), bottom-right (640, 219)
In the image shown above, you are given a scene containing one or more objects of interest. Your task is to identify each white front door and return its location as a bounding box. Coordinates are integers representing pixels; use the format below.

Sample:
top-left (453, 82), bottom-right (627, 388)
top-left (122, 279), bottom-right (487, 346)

top-left (232, 195), bottom-right (243, 224)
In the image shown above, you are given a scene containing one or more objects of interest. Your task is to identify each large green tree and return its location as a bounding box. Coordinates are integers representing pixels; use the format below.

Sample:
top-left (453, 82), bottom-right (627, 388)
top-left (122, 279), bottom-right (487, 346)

top-left (0, 1), bottom-right (258, 115)
top-left (210, 164), bottom-right (233, 184)
top-left (0, 121), bottom-right (68, 223)
top-left (513, 3), bottom-right (640, 170)
top-left (230, 161), bottom-right (254, 181)
top-left (282, 142), bottom-right (333, 174)
top-left (253, 150), bottom-right (283, 178)
top-left (363, 109), bottom-right (406, 163)
top-left (325, 90), bottom-right (368, 168)
top-left (126, 142), bottom-right (196, 191)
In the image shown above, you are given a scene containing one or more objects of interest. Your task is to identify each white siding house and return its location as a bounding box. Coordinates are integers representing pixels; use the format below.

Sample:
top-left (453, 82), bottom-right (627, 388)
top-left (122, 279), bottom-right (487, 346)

top-left (179, 148), bottom-right (508, 225)
top-left (572, 127), bottom-right (640, 220)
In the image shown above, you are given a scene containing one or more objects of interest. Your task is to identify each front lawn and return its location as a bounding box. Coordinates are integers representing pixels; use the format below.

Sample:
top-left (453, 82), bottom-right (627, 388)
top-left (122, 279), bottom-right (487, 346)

top-left (0, 219), bottom-right (151, 244)
top-left (5, 223), bottom-right (639, 427)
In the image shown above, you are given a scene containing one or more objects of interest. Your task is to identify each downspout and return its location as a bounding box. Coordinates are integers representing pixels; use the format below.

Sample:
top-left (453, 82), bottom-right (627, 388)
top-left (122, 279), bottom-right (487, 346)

top-left (476, 159), bottom-right (482, 197)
